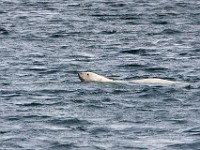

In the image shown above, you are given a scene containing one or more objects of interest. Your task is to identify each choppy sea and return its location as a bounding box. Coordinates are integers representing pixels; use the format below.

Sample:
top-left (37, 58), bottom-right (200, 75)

top-left (0, 0), bottom-right (200, 149)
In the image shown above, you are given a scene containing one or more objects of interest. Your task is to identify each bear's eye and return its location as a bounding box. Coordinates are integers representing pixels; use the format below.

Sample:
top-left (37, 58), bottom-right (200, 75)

top-left (87, 73), bottom-right (89, 76)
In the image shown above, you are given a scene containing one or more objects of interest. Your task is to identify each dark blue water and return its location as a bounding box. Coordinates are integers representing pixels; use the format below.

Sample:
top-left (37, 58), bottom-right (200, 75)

top-left (0, 0), bottom-right (200, 149)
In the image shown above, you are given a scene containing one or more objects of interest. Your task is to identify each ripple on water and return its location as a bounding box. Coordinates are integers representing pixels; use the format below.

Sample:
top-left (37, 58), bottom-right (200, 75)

top-left (0, 0), bottom-right (200, 149)
top-left (0, 27), bottom-right (9, 35)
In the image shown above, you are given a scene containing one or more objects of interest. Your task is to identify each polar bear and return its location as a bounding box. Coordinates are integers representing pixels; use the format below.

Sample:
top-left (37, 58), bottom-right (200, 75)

top-left (78, 72), bottom-right (180, 84)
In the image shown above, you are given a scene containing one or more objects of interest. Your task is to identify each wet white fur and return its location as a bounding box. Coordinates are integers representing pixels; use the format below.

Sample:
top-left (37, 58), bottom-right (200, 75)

top-left (78, 72), bottom-right (179, 84)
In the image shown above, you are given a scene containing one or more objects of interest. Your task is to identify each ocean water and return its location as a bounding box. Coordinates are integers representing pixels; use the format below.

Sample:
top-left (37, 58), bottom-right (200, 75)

top-left (0, 0), bottom-right (200, 149)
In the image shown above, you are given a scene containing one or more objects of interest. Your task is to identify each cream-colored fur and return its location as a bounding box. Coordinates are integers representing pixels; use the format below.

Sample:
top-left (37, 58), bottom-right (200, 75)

top-left (78, 72), bottom-right (180, 84)
top-left (78, 72), bottom-right (113, 82)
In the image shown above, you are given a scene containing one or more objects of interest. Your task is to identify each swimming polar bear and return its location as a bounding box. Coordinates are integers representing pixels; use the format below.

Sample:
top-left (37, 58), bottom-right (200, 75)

top-left (78, 71), bottom-right (180, 84)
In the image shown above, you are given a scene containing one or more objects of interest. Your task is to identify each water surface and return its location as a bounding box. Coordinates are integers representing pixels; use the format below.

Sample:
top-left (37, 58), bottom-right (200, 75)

top-left (0, 0), bottom-right (200, 149)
